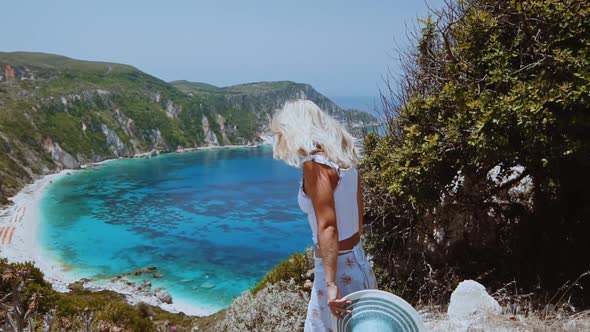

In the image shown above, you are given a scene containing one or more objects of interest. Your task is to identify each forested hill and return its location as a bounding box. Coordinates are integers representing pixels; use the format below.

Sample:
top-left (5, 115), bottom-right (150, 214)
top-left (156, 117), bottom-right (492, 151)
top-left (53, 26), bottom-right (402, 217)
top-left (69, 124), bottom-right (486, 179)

top-left (0, 52), bottom-right (375, 204)
top-left (170, 80), bottom-right (376, 126)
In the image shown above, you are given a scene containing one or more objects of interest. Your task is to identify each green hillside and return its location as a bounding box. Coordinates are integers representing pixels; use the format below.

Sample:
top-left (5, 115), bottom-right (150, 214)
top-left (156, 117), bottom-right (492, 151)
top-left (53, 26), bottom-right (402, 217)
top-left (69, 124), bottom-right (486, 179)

top-left (169, 80), bottom-right (227, 94)
top-left (0, 52), bottom-right (376, 204)
top-left (170, 80), bottom-right (376, 125)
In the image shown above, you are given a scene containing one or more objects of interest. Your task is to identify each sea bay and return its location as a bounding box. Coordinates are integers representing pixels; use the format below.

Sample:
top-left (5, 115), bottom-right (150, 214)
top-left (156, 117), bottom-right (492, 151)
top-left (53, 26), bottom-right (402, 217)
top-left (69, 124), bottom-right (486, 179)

top-left (39, 145), bottom-right (311, 313)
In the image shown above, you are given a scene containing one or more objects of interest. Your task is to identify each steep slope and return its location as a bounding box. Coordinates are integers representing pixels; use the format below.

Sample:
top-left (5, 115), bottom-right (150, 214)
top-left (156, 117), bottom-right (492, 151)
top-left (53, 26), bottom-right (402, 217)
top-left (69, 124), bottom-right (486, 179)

top-left (171, 80), bottom-right (376, 130)
top-left (0, 52), bottom-right (375, 204)
top-left (0, 52), bottom-right (215, 203)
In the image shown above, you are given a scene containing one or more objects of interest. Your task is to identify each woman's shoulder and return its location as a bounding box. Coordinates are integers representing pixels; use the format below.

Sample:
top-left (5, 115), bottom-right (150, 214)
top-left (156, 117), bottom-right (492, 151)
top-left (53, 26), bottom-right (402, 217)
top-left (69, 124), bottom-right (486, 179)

top-left (302, 153), bottom-right (340, 171)
top-left (302, 154), bottom-right (358, 176)
top-left (302, 154), bottom-right (341, 189)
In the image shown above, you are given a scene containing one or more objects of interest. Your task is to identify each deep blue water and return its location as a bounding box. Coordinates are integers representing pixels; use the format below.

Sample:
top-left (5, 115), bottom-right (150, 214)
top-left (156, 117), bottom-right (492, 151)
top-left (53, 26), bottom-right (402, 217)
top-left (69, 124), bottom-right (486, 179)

top-left (39, 145), bottom-right (311, 313)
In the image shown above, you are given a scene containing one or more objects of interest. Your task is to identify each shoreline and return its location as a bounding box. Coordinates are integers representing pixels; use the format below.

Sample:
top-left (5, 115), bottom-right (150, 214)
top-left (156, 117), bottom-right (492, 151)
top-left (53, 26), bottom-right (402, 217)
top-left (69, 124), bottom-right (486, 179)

top-left (0, 143), bottom-right (267, 317)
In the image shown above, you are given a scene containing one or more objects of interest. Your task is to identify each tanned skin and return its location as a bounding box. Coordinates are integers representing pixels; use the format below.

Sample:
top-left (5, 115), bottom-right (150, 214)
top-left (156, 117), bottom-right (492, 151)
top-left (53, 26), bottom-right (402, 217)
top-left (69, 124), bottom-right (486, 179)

top-left (302, 157), bottom-right (353, 318)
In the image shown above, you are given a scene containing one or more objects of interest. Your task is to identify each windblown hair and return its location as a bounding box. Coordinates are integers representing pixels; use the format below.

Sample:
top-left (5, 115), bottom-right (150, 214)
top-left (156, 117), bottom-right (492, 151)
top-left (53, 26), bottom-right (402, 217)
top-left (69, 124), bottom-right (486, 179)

top-left (270, 99), bottom-right (361, 168)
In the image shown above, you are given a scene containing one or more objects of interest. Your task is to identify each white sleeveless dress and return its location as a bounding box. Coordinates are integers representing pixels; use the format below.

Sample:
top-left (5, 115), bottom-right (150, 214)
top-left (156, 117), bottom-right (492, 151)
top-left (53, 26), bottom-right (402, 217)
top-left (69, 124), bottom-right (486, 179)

top-left (298, 154), bottom-right (377, 332)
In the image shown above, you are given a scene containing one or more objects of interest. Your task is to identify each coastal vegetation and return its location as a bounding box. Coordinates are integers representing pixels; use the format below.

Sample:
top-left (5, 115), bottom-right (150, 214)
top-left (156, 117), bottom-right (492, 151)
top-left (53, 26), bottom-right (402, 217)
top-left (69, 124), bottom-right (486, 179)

top-left (250, 250), bottom-right (313, 295)
top-left (0, 258), bottom-right (223, 331)
top-left (360, 0), bottom-right (589, 310)
top-left (215, 0), bottom-right (590, 330)
top-left (1, 0), bottom-right (589, 331)
top-left (217, 280), bottom-right (309, 332)
top-left (0, 246), bottom-right (311, 331)
top-left (0, 53), bottom-right (375, 205)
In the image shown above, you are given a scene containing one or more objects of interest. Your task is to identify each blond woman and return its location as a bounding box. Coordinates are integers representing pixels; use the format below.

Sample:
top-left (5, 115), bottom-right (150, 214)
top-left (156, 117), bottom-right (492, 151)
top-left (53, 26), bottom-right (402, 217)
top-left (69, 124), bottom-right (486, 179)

top-left (271, 99), bottom-right (377, 331)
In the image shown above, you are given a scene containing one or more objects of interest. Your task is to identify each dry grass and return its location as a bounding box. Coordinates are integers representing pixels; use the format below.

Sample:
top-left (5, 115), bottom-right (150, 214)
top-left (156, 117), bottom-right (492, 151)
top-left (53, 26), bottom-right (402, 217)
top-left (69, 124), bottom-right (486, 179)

top-left (421, 305), bottom-right (590, 332)
top-left (214, 279), bottom-right (309, 332)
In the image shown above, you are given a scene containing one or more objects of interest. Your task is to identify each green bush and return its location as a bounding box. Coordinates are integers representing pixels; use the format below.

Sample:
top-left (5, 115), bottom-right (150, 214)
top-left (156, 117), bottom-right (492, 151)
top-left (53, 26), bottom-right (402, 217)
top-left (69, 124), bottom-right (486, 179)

top-left (0, 258), bottom-right (203, 331)
top-left (361, 0), bottom-right (590, 306)
top-left (0, 259), bottom-right (55, 310)
top-left (251, 250), bottom-right (313, 295)
top-left (95, 301), bottom-right (155, 331)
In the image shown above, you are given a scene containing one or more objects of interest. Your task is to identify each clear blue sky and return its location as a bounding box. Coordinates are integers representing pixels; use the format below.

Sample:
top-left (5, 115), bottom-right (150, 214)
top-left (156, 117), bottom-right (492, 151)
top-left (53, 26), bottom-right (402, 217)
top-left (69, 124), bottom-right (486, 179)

top-left (3, 0), bottom-right (443, 96)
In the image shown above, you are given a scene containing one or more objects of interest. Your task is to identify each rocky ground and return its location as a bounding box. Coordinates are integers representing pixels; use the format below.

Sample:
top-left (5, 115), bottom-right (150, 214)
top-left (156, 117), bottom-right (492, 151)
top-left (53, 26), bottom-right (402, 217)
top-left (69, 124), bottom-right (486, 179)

top-left (423, 309), bottom-right (590, 332)
top-left (421, 280), bottom-right (590, 332)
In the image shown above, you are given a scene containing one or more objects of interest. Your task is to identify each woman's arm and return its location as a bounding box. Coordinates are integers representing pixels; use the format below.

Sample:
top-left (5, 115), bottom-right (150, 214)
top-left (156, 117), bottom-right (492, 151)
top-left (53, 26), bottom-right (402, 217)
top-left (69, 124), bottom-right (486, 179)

top-left (303, 161), bottom-right (351, 317)
top-left (304, 161), bottom-right (339, 283)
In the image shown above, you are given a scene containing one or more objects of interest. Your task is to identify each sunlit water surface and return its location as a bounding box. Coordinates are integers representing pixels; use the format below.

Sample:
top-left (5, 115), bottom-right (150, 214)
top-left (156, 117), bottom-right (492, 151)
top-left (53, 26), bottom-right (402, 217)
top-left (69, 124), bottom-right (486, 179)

top-left (40, 145), bottom-right (311, 312)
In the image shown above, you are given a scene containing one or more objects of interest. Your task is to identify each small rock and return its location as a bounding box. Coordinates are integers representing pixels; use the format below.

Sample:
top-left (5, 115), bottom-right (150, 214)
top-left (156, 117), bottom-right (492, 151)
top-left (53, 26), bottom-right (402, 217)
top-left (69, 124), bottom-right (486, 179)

top-left (146, 266), bottom-right (157, 272)
top-left (448, 280), bottom-right (501, 322)
top-left (155, 289), bottom-right (173, 304)
top-left (303, 279), bottom-right (313, 290)
top-left (153, 273), bottom-right (163, 278)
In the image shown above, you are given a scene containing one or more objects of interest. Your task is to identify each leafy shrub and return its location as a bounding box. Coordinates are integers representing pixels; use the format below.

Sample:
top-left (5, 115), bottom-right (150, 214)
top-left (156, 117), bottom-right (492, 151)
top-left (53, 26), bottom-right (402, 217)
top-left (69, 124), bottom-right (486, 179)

top-left (0, 259), bottom-right (55, 330)
top-left (251, 249), bottom-right (314, 295)
top-left (361, 0), bottom-right (590, 306)
top-left (136, 301), bottom-right (155, 318)
top-left (50, 289), bottom-right (125, 317)
top-left (94, 301), bottom-right (155, 331)
top-left (0, 258), bottom-right (201, 331)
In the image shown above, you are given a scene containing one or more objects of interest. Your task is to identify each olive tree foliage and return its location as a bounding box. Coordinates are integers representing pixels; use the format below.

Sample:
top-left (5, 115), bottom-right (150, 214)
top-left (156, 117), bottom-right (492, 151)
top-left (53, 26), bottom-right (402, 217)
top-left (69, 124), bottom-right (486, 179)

top-left (360, 0), bottom-right (590, 306)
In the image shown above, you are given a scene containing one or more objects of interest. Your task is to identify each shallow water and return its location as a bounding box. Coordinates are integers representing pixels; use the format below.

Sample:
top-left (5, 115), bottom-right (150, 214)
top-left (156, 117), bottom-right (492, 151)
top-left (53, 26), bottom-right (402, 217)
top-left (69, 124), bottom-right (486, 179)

top-left (40, 145), bottom-right (311, 312)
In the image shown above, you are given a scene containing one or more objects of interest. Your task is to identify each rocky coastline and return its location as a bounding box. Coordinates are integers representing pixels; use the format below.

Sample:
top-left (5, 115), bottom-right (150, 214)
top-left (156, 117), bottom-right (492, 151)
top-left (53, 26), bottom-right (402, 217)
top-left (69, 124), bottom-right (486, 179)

top-left (0, 143), bottom-right (269, 317)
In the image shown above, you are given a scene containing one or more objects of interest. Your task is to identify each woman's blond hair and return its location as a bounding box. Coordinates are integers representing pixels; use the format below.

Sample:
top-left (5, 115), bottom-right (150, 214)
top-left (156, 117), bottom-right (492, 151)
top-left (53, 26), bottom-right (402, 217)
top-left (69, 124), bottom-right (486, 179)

top-left (270, 99), bottom-right (361, 168)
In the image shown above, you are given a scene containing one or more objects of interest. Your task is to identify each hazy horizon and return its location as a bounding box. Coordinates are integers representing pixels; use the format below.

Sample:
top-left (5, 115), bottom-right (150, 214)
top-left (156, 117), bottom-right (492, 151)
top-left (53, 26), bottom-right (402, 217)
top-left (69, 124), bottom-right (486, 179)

top-left (3, 0), bottom-right (444, 96)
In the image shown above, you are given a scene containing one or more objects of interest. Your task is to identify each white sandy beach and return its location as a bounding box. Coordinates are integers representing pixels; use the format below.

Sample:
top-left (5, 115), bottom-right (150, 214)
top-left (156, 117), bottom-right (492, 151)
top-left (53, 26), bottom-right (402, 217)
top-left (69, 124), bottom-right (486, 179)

top-left (0, 157), bottom-right (223, 317)
top-left (0, 169), bottom-right (81, 290)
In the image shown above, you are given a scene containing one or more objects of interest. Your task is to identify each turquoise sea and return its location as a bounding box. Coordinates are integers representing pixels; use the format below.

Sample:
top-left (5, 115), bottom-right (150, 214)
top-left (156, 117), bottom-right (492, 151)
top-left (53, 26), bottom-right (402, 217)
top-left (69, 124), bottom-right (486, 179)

top-left (39, 145), bottom-right (311, 313)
